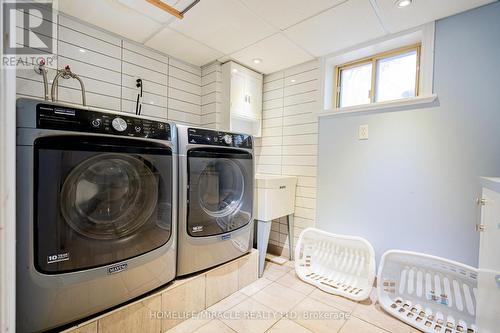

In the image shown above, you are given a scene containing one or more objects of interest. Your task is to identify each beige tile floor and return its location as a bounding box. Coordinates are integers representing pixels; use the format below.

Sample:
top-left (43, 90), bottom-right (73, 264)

top-left (165, 261), bottom-right (421, 333)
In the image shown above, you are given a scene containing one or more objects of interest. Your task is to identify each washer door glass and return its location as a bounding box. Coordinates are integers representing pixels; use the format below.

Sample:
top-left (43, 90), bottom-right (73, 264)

top-left (188, 148), bottom-right (253, 237)
top-left (60, 154), bottom-right (158, 240)
top-left (35, 136), bottom-right (173, 274)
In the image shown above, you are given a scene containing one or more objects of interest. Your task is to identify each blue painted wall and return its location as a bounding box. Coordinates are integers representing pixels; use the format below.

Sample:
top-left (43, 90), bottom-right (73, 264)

top-left (316, 2), bottom-right (500, 267)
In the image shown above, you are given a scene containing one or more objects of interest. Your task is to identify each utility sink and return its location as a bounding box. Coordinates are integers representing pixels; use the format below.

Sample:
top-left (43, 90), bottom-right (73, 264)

top-left (255, 174), bottom-right (297, 221)
top-left (255, 174), bottom-right (297, 276)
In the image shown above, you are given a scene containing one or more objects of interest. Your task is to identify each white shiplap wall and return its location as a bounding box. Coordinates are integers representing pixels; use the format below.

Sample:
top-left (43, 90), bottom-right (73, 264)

top-left (257, 60), bottom-right (320, 256)
top-left (16, 12), bottom-right (201, 125)
top-left (200, 62), bottom-right (223, 129)
top-left (197, 59), bottom-right (320, 256)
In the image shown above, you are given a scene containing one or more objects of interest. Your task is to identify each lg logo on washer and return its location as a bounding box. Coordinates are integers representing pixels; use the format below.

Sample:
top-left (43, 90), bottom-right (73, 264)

top-left (107, 263), bottom-right (128, 275)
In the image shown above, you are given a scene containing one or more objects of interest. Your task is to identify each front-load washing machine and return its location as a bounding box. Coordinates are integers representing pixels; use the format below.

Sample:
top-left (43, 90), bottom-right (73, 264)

top-left (177, 125), bottom-right (254, 276)
top-left (16, 98), bottom-right (177, 332)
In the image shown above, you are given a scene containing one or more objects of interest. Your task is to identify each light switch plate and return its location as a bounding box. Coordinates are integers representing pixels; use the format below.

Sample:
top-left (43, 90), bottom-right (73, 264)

top-left (359, 124), bottom-right (369, 140)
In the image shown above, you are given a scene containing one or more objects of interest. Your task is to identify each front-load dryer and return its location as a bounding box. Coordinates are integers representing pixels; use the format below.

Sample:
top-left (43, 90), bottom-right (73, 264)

top-left (177, 125), bottom-right (254, 276)
top-left (16, 98), bottom-right (177, 332)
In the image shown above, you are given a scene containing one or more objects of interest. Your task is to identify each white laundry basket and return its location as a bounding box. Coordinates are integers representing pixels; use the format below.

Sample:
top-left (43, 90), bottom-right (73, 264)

top-left (377, 250), bottom-right (478, 333)
top-left (294, 228), bottom-right (376, 301)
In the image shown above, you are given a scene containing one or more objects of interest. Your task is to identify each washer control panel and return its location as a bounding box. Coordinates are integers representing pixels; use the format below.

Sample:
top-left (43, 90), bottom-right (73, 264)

top-left (36, 104), bottom-right (171, 141)
top-left (187, 128), bottom-right (252, 149)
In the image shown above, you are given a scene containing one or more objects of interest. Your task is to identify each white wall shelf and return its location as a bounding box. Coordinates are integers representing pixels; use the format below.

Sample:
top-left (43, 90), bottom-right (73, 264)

top-left (317, 94), bottom-right (438, 118)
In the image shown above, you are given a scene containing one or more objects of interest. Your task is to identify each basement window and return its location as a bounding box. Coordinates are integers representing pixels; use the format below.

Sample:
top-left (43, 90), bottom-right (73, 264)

top-left (334, 44), bottom-right (420, 108)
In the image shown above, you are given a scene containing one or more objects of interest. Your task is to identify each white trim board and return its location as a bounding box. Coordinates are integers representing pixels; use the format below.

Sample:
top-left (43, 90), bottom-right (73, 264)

top-left (317, 94), bottom-right (438, 118)
top-left (0, 3), bottom-right (17, 331)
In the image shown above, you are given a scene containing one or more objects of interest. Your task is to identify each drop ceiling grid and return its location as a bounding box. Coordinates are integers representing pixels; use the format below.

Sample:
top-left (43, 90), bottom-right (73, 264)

top-left (58, 0), bottom-right (496, 73)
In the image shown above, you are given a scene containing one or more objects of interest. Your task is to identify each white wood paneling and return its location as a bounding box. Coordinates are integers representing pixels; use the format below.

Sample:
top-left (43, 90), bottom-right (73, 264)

top-left (169, 87), bottom-right (201, 105)
top-left (263, 79), bottom-right (284, 92)
top-left (262, 118), bottom-right (282, 129)
top-left (263, 98), bottom-right (283, 110)
top-left (168, 99), bottom-right (200, 115)
top-left (122, 62), bottom-right (166, 85)
top-left (262, 108), bottom-right (283, 120)
top-left (58, 26), bottom-right (121, 59)
top-left (59, 15), bottom-right (121, 46)
top-left (282, 145), bottom-right (318, 156)
top-left (58, 56), bottom-right (121, 84)
top-left (169, 66), bottom-right (201, 85)
top-left (16, 12), bottom-right (204, 124)
top-left (171, 77), bottom-right (201, 95)
top-left (200, 62), bottom-right (222, 129)
top-left (168, 109), bottom-right (201, 125)
top-left (122, 74), bottom-right (166, 96)
top-left (170, 58), bottom-right (201, 76)
top-left (122, 49), bottom-right (167, 74)
top-left (256, 60), bottom-right (320, 252)
top-left (122, 87), bottom-right (167, 107)
top-left (261, 127), bottom-right (282, 138)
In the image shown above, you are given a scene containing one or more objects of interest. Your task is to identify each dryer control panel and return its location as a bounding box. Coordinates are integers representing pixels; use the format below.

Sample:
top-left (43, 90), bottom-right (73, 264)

top-left (188, 128), bottom-right (252, 149)
top-left (36, 104), bottom-right (171, 141)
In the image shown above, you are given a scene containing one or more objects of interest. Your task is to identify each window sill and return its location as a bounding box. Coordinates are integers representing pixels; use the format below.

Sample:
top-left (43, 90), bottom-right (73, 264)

top-left (317, 94), bottom-right (438, 118)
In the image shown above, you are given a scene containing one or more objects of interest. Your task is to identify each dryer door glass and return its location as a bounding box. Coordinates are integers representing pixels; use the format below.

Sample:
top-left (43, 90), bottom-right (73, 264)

top-left (35, 136), bottom-right (173, 274)
top-left (187, 148), bottom-right (253, 237)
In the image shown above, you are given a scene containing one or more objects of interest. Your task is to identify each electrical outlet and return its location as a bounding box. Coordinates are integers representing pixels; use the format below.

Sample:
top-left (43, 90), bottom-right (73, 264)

top-left (358, 124), bottom-right (369, 140)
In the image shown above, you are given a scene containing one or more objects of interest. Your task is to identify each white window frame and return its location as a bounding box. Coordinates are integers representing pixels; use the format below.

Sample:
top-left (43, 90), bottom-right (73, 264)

top-left (334, 43), bottom-right (421, 108)
top-left (319, 22), bottom-right (437, 117)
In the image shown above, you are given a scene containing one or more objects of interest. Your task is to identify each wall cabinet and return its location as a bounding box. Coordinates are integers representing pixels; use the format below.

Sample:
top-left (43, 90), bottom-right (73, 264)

top-left (221, 61), bottom-right (263, 137)
top-left (476, 178), bottom-right (500, 333)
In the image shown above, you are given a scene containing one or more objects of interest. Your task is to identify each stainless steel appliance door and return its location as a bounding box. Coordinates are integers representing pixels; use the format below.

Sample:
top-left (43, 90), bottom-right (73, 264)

top-left (187, 148), bottom-right (253, 237)
top-left (35, 135), bottom-right (173, 273)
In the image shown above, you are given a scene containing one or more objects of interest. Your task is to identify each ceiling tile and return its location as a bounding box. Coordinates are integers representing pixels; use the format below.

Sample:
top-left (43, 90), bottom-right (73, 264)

top-left (169, 0), bottom-right (277, 54)
top-left (239, 0), bottom-right (345, 30)
top-left (229, 33), bottom-right (314, 74)
top-left (284, 0), bottom-right (386, 57)
top-left (117, 0), bottom-right (177, 24)
top-left (145, 27), bottom-right (224, 66)
top-left (174, 0), bottom-right (199, 11)
top-left (58, 0), bottom-right (162, 43)
top-left (374, 0), bottom-right (496, 33)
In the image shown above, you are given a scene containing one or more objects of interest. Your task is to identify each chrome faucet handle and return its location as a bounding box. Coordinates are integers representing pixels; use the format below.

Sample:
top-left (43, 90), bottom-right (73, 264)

top-left (51, 65), bottom-right (87, 106)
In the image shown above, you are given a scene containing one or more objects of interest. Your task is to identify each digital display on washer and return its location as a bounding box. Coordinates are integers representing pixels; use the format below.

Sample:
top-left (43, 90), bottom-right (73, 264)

top-left (187, 128), bottom-right (252, 148)
top-left (36, 104), bottom-right (171, 141)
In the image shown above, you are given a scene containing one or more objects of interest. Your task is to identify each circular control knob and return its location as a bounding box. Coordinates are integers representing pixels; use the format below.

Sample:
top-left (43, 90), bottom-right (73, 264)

top-left (91, 118), bottom-right (101, 128)
top-left (222, 134), bottom-right (233, 145)
top-left (112, 117), bottom-right (127, 132)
